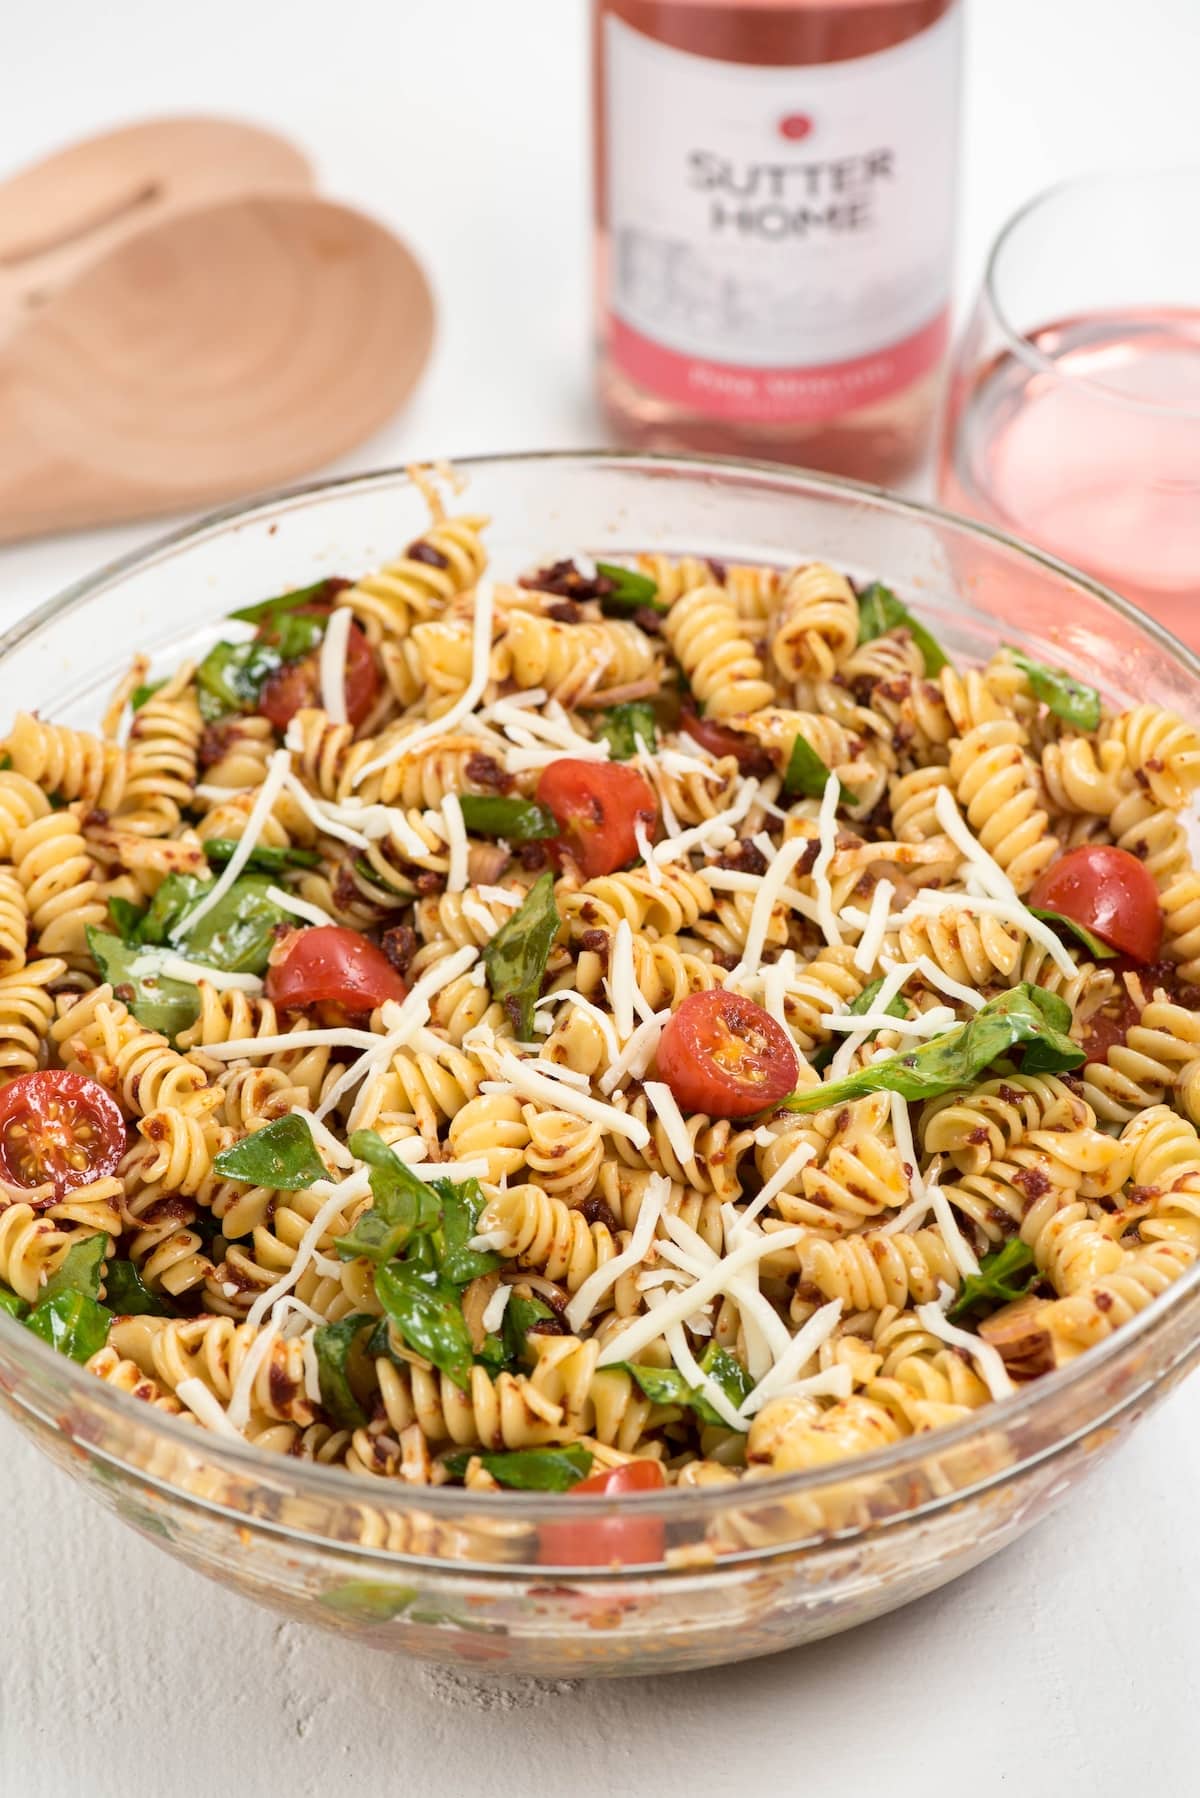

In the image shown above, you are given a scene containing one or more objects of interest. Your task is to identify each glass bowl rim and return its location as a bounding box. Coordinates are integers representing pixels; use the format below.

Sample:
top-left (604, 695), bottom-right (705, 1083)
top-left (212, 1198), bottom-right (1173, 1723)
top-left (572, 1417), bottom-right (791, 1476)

top-left (981, 163), bottom-right (1200, 423)
top-left (3, 446), bottom-right (1199, 1532)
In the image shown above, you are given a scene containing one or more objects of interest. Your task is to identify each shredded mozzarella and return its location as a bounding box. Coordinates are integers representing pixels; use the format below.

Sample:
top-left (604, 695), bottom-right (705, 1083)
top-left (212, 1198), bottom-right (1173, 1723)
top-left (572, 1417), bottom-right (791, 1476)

top-left (181, 750), bottom-right (291, 931)
top-left (266, 885), bottom-right (333, 928)
top-left (492, 1052), bottom-right (651, 1148)
top-left (481, 1283), bottom-right (512, 1334)
top-left (597, 1010), bottom-right (669, 1095)
top-left (441, 794), bottom-right (469, 893)
top-left (318, 605), bottom-right (353, 724)
top-left (740, 1298), bottom-right (844, 1416)
top-left (565, 1174), bottom-right (668, 1332)
top-left (853, 877), bottom-right (894, 974)
top-left (642, 1080), bottom-right (694, 1165)
top-left (245, 1171), bottom-right (371, 1329)
top-left (650, 779), bottom-right (759, 866)
top-left (812, 774), bottom-right (843, 947)
top-left (916, 1298), bottom-right (1015, 1401)
top-left (727, 832), bottom-right (822, 987)
top-left (129, 953), bottom-right (263, 994)
top-left (175, 1378), bottom-right (243, 1439)
top-left (608, 919), bottom-right (636, 1042)
top-left (735, 1139), bottom-right (816, 1234)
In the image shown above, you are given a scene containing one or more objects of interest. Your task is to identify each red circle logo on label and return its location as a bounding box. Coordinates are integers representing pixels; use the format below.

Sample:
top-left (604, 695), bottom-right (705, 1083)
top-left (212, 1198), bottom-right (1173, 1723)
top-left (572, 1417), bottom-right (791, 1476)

top-left (778, 113), bottom-right (813, 141)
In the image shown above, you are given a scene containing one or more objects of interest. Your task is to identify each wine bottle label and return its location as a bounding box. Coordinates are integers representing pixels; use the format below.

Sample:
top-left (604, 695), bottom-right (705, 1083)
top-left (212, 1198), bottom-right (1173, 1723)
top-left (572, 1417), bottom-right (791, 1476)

top-left (603, 7), bottom-right (961, 423)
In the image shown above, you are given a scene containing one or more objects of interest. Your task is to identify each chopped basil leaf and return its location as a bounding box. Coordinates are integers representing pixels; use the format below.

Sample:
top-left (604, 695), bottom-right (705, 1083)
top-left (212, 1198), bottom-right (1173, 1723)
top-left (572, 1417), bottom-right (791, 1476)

top-left (228, 579), bottom-right (342, 625)
top-left (374, 1260), bottom-right (475, 1391)
top-left (43, 1234), bottom-right (108, 1303)
top-left (810, 977), bottom-right (909, 1073)
top-left (784, 733), bottom-right (852, 802)
top-left (596, 701), bottom-right (658, 761)
top-left (594, 561), bottom-right (667, 616)
top-left (441, 1445), bottom-right (594, 1491)
top-left (270, 609), bottom-right (327, 662)
top-left (1004, 647), bottom-right (1101, 731)
top-left (334, 1130), bottom-right (442, 1263)
top-left (481, 870), bottom-right (559, 1040)
top-left (26, 1292), bottom-right (111, 1363)
top-left (312, 1314), bottom-right (375, 1429)
top-left (0, 1286), bottom-right (28, 1321)
top-left (104, 1260), bottom-right (173, 1317)
top-left (213, 1114), bottom-right (328, 1190)
top-left (86, 929), bottom-right (200, 1039)
top-left (130, 679), bottom-right (165, 712)
top-left (784, 984), bottom-right (1083, 1112)
top-left (202, 838), bottom-right (320, 873)
top-left (1030, 906), bottom-right (1118, 962)
top-left (456, 796), bottom-right (559, 841)
top-left (947, 1239), bottom-right (1038, 1322)
top-left (857, 581), bottom-right (950, 677)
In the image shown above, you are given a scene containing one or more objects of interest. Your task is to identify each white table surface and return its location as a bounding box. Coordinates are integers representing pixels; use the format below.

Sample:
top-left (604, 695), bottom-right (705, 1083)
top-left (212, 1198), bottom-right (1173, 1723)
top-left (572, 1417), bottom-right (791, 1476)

top-left (3, 1), bottom-right (1200, 1791)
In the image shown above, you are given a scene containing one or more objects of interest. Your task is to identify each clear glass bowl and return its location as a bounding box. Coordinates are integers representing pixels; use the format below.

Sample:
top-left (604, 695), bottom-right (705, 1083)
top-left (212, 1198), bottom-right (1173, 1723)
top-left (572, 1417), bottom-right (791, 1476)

top-left (2, 452), bottom-right (1199, 1676)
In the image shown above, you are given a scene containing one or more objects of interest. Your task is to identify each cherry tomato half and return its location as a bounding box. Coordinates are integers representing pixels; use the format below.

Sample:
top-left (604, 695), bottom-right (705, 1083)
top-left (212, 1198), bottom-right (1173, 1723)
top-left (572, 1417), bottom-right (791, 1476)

top-left (656, 990), bottom-right (800, 1119)
top-left (0, 1071), bottom-right (125, 1198)
top-left (266, 926), bottom-right (408, 1013)
top-left (537, 1459), bottom-right (666, 1568)
top-left (1029, 845), bottom-right (1162, 964)
top-left (535, 759), bottom-right (657, 880)
top-left (680, 707), bottom-right (772, 776)
top-left (257, 608), bottom-right (379, 732)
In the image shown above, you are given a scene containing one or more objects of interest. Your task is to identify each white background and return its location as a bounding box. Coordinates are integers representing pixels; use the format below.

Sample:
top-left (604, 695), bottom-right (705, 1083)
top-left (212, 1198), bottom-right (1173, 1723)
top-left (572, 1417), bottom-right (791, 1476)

top-left (2, 2), bottom-right (1200, 1792)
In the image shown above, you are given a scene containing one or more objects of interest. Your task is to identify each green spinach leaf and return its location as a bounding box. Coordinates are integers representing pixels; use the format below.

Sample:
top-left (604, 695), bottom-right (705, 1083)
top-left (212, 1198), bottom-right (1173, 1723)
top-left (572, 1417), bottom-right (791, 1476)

top-left (104, 1260), bottom-right (173, 1317)
top-left (501, 1291), bottom-right (560, 1367)
top-left (428, 1177), bottom-right (501, 1285)
top-left (130, 679), bottom-right (165, 712)
top-left (202, 838), bottom-right (320, 873)
top-left (228, 579), bottom-right (343, 626)
top-left (26, 1292), bottom-right (111, 1363)
top-left (106, 896), bottom-right (147, 941)
top-left (213, 1114), bottom-right (329, 1190)
top-left (857, 581), bottom-right (951, 677)
top-left (44, 1235), bottom-right (108, 1304)
top-left (783, 984), bottom-right (1084, 1113)
top-left (313, 1314), bottom-right (374, 1429)
top-left (456, 796), bottom-right (559, 841)
top-left (195, 639), bottom-right (284, 721)
top-left (334, 1130), bottom-right (442, 1263)
top-left (441, 1445), bottom-right (593, 1490)
top-left (594, 561), bottom-right (666, 617)
top-left (784, 733), bottom-right (852, 802)
top-left (947, 1239), bottom-right (1038, 1322)
top-left (0, 1285), bottom-right (28, 1320)
top-left (375, 1261), bottom-right (475, 1391)
top-left (481, 870), bottom-right (559, 1040)
top-left (140, 871), bottom-right (288, 976)
top-left (1004, 647), bottom-right (1101, 731)
top-left (596, 701), bottom-right (658, 761)
top-left (87, 928), bottom-right (200, 1038)
top-left (810, 977), bottom-right (910, 1073)
top-left (625, 1344), bottom-right (752, 1430)
top-left (1030, 906), bottom-right (1118, 962)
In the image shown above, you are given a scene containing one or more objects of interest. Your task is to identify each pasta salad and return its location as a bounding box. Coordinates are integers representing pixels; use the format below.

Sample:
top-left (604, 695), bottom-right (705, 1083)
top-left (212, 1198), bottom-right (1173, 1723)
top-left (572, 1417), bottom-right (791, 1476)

top-left (1, 464), bottom-right (1199, 1561)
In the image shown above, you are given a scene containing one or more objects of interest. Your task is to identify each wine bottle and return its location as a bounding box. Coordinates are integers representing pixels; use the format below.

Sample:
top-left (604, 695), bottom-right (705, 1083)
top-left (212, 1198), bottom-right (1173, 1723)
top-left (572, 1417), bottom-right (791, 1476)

top-left (593, 0), bottom-right (963, 483)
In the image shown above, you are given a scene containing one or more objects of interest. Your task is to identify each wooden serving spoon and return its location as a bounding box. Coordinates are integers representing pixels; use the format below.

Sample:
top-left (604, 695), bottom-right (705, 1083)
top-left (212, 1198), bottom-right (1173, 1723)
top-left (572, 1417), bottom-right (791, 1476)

top-left (0, 123), bottom-right (435, 540)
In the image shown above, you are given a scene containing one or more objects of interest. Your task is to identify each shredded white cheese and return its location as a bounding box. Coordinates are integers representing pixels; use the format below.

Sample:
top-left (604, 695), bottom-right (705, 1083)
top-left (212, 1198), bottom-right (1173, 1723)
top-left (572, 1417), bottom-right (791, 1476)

top-left (916, 1297), bottom-right (1016, 1401)
top-left (441, 794), bottom-right (469, 893)
top-left (175, 1377), bottom-right (243, 1439)
top-left (812, 774), bottom-right (843, 947)
top-left (245, 1170), bottom-right (371, 1329)
top-left (565, 1174), bottom-right (668, 1332)
top-left (642, 1080), bottom-right (695, 1166)
top-left (129, 953), bottom-right (263, 994)
top-left (853, 877), bottom-right (894, 974)
top-left (481, 1283), bottom-right (512, 1334)
top-left (740, 1298), bottom-right (844, 1416)
top-left (318, 605), bottom-right (354, 725)
top-left (597, 1011), bottom-right (669, 1095)
top-left (490, 1051), bottom-right (651, 1149)
top-left (608, 919), bottom-right (636, 1043)
top-left (266, 885), bottom-right (333, 928)
top-left (182, 750), bottom-right (291, 932)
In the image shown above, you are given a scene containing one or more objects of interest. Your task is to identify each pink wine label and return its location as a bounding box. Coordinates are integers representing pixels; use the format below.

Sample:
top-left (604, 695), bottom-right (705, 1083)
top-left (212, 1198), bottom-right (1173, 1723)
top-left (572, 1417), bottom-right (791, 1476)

top-left (603, 7), bottom-right (962, 423)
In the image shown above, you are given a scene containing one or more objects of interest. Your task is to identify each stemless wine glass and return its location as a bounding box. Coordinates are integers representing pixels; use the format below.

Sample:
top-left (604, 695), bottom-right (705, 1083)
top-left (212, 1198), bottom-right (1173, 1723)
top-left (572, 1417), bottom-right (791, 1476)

top-left (939, 167), bottom-right (1200, 647)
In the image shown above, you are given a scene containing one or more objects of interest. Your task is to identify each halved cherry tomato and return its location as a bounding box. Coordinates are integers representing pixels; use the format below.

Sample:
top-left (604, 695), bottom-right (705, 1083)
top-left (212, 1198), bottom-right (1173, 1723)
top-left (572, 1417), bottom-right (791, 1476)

top-left (0, 1071), bottom-right (125, 1198)
top-left (680, 707), bottom-right (772, 776)
top-left (266, 926), bottom-right (408, 1013)
top-left (1029, 845), bottom-right (1162, 964)
top-left (257, 607), bottom-right (379, 732)
top-left (656, 989), bottom-right (800, 1119)
top-left (535, 759), bottom-right (657, 879)
top-left (537, 1459), bottom-right (666, 1568)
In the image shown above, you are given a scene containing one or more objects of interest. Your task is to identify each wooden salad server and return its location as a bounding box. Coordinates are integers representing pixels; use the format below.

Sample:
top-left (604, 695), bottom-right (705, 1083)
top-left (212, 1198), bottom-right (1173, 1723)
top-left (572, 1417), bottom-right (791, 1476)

top-left (0, 118), bottom-right (435, 541)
